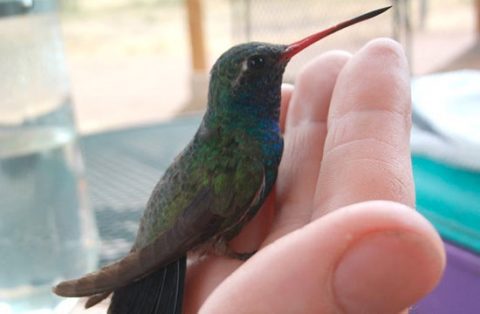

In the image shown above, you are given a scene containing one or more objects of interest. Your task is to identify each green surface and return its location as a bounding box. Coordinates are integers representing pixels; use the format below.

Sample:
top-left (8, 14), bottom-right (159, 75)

top-left (413, 155), bottom-right (480, 253)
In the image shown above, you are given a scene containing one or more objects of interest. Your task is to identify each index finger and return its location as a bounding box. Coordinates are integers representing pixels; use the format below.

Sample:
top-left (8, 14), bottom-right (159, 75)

top-left (312, 38), bottom-right (414, 219)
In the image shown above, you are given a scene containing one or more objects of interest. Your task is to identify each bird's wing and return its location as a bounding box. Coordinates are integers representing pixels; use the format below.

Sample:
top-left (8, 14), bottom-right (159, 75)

top-left (53, 136), bottom-right (266, 298)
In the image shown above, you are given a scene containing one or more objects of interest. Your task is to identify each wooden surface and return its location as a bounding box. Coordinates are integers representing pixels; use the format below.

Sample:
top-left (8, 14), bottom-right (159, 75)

top-left (186, 0), bottom-right (207, 72)
top-left (476, 0), bottom-right (480, 35)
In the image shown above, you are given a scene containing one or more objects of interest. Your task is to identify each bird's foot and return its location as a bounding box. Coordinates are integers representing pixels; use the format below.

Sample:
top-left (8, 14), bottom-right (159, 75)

top-left (225, 249), bottom-right (256, 261)
top-left (214, 240), bottom-right (256, 261)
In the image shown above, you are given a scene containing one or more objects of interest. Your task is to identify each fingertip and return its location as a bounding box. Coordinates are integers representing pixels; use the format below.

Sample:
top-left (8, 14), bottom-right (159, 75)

top-left (298, 50), bottom-right (352, 81)
top-left (286, 50), bottom-right (351, 128)
top-left (331, 37), bottom-right (411, 119)
top-left (362, 38), bottom-right (408, 66)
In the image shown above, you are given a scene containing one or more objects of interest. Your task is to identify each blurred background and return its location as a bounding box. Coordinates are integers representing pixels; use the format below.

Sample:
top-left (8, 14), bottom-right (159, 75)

top-left (56, 0), bottom-right (479, 134)
top-left (1, 1), bottom-right (479, 313)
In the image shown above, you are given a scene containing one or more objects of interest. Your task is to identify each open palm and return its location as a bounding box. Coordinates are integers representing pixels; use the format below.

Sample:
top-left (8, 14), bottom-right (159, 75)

top-left (184, 39), bottom-right (445, 314)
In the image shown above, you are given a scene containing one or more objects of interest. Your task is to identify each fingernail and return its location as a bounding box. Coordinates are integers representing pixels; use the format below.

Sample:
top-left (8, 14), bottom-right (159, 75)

top-left (333, 231), bottom-right (441, 313)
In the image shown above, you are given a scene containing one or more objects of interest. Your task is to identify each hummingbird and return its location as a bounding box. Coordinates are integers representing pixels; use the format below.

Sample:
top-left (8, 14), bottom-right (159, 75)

top-left (54, 6), bottom-right (391, 314)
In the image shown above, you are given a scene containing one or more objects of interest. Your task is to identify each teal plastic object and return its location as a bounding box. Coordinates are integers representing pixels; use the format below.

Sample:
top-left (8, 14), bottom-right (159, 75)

top-left (413, 155), bottom-right (480, 253)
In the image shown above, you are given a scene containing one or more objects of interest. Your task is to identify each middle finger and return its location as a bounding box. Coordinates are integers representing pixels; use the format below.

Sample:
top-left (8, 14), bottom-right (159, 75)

top-left (266, 51), bottom-right (351, 242)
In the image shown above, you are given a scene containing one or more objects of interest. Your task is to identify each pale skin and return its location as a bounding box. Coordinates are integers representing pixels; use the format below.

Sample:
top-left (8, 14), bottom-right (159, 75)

top-left (183, 38), bottom-right (446, 314)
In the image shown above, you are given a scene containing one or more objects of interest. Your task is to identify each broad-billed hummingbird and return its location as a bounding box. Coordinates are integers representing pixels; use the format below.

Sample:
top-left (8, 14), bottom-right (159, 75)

top-left (54, 6), bottom-right (391, 313)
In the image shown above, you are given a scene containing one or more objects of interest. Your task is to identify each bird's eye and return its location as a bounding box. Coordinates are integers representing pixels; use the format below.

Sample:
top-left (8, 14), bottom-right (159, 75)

top-left (247, 55), bottom-right (265, 69)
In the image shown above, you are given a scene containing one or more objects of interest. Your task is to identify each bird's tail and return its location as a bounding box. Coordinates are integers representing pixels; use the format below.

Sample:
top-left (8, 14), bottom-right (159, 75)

top-left (107, 256), bottom-right (186, 314)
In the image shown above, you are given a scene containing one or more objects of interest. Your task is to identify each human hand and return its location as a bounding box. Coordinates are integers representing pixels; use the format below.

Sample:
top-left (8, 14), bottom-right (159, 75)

top-left (184, 38), bottom-right (445, 314)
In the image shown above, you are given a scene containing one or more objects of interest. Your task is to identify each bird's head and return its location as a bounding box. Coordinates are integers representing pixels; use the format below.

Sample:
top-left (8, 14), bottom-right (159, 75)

top-left (205, 6), bottom-right (391, 123)
top-left (208, 42), bottom-right (288, 109)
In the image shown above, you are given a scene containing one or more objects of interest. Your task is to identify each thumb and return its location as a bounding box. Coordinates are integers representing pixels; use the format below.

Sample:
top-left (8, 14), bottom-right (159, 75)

top-left (200, 201), bottom-right (445, 314)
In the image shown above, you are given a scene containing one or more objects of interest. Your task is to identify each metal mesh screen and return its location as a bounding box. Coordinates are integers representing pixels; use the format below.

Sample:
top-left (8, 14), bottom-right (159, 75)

top-left (81, 115), bottom-right (201, 265)
top-left (228, 0), bottom-right (415, 79)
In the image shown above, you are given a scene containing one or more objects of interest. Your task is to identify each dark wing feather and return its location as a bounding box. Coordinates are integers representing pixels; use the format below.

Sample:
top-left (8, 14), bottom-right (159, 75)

top-left (53, 186), bottom-right (224, 297)
top-left (107, 256), bottom-right (186, 314)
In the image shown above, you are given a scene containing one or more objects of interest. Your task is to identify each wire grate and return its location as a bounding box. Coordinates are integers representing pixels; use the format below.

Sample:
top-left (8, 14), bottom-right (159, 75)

top-left (81, 115), bottom-right (201, 265)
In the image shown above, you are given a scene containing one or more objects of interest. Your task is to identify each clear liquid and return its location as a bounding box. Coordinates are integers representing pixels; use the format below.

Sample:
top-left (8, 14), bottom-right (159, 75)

top-left (0, 2), bottom-right (99, 311)
top-left (0, 119), bottom-right (99, 313)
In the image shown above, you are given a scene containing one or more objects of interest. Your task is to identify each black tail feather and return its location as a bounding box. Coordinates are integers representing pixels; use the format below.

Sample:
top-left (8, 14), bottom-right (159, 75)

top-left (108, 256), bottom-right (186, 314)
